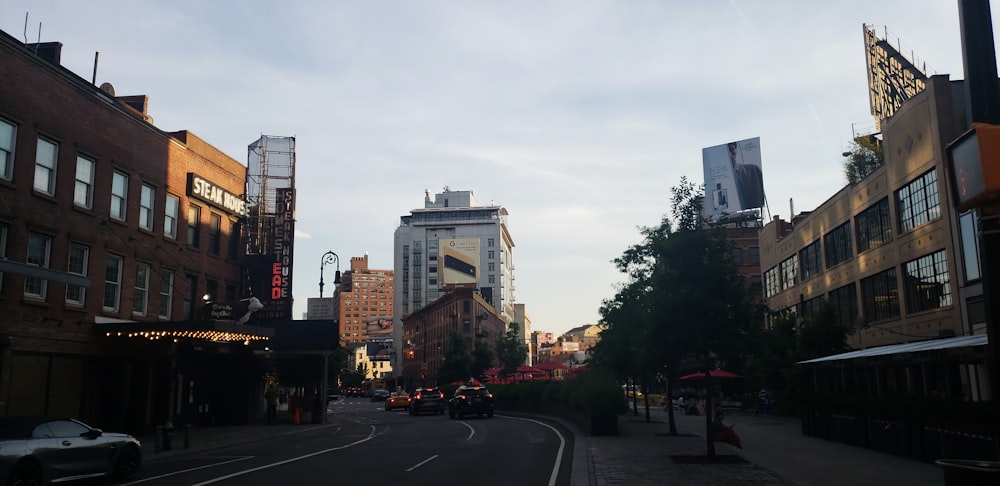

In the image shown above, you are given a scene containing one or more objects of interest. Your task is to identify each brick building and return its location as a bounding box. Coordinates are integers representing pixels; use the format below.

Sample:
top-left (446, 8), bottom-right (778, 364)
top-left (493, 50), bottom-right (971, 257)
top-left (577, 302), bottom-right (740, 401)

top-left (0, 30), bottom-right (269, 434)
top-left (336, 254), bottom-right (394, 347)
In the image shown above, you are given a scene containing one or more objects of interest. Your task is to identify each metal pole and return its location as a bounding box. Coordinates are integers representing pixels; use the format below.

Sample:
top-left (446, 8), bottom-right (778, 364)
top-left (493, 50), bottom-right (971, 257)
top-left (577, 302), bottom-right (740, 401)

top-left (321, 353), bottom-right (329, 424)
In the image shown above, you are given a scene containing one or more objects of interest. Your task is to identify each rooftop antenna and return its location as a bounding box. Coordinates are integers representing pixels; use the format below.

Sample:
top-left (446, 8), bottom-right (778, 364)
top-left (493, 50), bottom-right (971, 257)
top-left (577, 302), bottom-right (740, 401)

top-left (22, 12), bottom-right (27, 43)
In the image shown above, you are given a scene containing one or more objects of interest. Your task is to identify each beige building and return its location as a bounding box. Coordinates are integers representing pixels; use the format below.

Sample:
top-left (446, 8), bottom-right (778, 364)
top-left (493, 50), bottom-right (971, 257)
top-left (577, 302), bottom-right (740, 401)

top-left (759, 75), bottom-right (987, 399)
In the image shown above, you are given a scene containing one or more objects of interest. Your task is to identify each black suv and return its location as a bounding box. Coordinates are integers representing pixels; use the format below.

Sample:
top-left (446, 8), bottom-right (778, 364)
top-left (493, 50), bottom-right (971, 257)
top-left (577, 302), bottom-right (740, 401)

top-left (409, 387), bottom-right (445, 415)
top-left (448, 385), bottom-right (495, 419)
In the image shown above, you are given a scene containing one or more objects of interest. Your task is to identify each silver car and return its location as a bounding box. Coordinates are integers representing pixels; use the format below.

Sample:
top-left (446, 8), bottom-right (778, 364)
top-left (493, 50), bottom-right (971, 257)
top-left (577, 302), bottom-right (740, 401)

top-left (0, 417), bottom-right (141, 485)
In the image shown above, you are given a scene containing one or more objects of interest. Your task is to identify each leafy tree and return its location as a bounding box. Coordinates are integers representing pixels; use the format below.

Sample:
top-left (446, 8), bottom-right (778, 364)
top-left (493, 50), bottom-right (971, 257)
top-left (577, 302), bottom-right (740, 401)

top-left (438, 332), bottom-right (472, 385)
top-left (843, 134), bottom-right (884, 184)
top-left (471, 340), bottom-right (494, 381)
top-left (495, 322), bottom-right (528, 379)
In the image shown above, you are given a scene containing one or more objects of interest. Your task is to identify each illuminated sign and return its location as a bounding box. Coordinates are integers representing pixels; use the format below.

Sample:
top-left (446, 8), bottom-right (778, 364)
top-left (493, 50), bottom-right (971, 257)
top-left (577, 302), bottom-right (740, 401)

top-left (187, 173), bottom-right (246, 216)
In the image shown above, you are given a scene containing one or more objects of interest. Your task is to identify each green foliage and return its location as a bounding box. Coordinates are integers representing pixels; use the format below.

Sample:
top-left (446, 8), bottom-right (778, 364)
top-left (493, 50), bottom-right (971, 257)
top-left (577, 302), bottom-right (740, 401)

top-left (471, 340), bottom-right (494, 379)
top-left (843, 134), bottom-right (884, 184)
top-left (437, 332), bottom-right (472, 384)
top-left (491, 368), bottom-right (627, 426)
top-left (495, 322), bottom-right (528, 378)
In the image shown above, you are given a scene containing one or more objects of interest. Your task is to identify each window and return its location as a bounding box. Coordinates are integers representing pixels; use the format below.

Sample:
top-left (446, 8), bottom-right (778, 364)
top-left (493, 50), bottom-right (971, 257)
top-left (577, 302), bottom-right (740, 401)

top-left (164, 194), bottom-right (179, 239)
top-left (959, 212), bottom-right (981, 282)
top-left (730, 247), bottom-right (743, 265)
top-left (187, 205), bottom-right (201, 247)
top-left (779, 255), bottom-right (798, 290)
top-left (34, 138), bottom-right (58, 195)
top-left (110, 171), bottom-right (128, 221)
top-left (488, 250), bottom-right (495, 259)
top-left (488, 238), bottom-right (495, 247)
top-left (799, 296), bottom-right (824, 320)
top-left (183, 274), bottom-right (198, 319)
top-left (824, 222), bottom-right (853, 268)
top-left (228, 221), bottom-right (240, 259)
top-left (159, 269), bottom-right (174, 319)
top-left (0, 118), bottom-right (14, 180)
top-left (103, 255), bottom-right (123, 311)
top-left (66, 244), bottom-right (89, 305)
top-left (133, 262), bottom-right (150, 315)
top-left (73, 155), bottom-right (95, 208)
top-left (206, 279), bottom-right (219, 302)
top-left (828, 283), bottom-right (859, 329)
top-left (139, 184), bottom-right (155, 231)
top-left (748, 246), bottom-right (760, 265)
top-left (799, 240), bottom-right (822, 281)
top-left (764, 266), bottom-right (780, 298)
top-left (208, 213), bottom-right (221, 255)
top-left (0, 223), bottom-right (7, 289)
top-left (24, 233), bottom-right (51, 298)
top-left (896, 169), bottom-right (941, 233)
top-left (903, 250), bottom-right (952, 314)
top-left (855, 198), bottom-right (892, 252)
top-left (860, 268), bottom-right (899, 323)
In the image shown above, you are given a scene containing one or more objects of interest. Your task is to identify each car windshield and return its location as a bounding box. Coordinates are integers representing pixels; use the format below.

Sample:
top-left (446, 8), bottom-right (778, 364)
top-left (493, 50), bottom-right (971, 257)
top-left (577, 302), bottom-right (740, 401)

top-left (460, 388), bottom-right (490, 397)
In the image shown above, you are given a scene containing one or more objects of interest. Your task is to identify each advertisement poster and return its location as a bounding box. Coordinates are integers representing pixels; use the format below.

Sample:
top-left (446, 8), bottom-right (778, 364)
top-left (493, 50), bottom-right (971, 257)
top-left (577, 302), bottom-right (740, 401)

top-left (702, 137), bottom-right (764, 221)
top-left (440, 238), bottom-right (480, 285)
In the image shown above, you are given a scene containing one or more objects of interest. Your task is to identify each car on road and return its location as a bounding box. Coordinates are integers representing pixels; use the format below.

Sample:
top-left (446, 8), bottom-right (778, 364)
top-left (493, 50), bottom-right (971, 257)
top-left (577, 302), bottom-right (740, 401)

top-left (0, 417), bottom-right (142, 485)
top-left (409, 387), bottom-right (445, 415)
top-left (370, 388), bottom-right (391, 402)
top-left (448, 385), bottom-right (495, 419)
top-left (384, 392), bottom-right (411, 411)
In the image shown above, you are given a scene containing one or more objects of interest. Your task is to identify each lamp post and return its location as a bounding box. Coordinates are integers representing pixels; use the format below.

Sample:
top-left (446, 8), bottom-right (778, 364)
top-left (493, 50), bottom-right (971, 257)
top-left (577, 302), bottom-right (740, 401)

top-left (319, 251), bottom-right (341, 298)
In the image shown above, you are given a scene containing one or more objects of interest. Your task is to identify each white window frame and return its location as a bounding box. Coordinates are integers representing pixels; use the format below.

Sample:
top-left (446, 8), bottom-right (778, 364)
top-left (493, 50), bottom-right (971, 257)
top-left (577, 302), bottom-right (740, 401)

top-left (73, 155), bottom-right (95, 209)
top-left (164, 194), bottom-right (179, 239)
top-left (66, 243), bottom-right (89, 305)
top-left (34, 137), bottom-right (58, 196)
top-left (139, 184), bottom-right (155, 231)
top-left (0, 118), bottom-right (15, 181)
top-left (110, 171), bottom-right (128, 221)
top-left (133, 262), bottom-right (150, 315)
top-left (103, 254), bottom-right (123, 311)
top-left (24, 233), bottom-right (51, 299)
top-left (159, 269), bottom-right (174, 319)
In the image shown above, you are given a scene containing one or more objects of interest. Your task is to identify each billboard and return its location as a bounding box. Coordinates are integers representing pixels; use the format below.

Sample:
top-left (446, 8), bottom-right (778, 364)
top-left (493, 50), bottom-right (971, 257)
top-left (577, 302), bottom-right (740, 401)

top-left (440, 238), bottom-right (480, 286)
top-left (702, 137), bottom-right (764, 221)
top-left (307, 297), bottom-right (336, 320)
top-left (365, 316), bottom-right (394, 337)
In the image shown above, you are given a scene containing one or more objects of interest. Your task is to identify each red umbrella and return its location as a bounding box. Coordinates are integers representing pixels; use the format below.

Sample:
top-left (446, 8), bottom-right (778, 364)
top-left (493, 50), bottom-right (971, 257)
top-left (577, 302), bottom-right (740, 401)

top-left (534, 361), bottom-right (570, 371)
top-left (679, 369), bottom-right (742, 380)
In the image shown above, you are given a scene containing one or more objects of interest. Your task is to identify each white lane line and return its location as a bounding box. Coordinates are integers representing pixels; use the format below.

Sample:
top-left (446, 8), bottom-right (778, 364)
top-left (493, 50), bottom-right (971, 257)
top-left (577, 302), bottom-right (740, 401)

top-left (405, 454), bottom-right (440, 472)
top-left (457, 420), bottom-right (476, 441)
top-left (189, 425), bottom-right (378, 485)
top-left (500, 416), bottom-right (565, 486)
top-left (123, 456), bottom-right (254, 484)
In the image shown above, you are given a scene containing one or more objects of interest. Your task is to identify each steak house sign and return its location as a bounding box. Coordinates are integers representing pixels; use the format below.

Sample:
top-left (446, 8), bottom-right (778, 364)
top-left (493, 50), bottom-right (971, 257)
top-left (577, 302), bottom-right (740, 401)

top-left (187, 173), bottom-right (246, 216)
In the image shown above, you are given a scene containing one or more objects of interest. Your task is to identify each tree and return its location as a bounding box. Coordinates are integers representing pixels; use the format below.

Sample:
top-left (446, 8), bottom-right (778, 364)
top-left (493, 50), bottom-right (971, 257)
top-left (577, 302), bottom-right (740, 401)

top-left (438, 332), bottom-right (472, 385)
top-left (843, 134), bottom-right (884, 184)
top-left (495, 322), bottom-right (528, 379)
top-left (471, 340), bottom-right (494, 381)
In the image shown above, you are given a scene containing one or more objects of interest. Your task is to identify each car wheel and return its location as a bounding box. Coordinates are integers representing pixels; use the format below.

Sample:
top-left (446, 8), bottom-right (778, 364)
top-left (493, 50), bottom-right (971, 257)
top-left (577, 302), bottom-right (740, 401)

top-left (113, 444), bottom-right (141, 481)
top-left (487, 411), bottom-right (494, 419)
top-left (9, 459), bottom-right (43, 486)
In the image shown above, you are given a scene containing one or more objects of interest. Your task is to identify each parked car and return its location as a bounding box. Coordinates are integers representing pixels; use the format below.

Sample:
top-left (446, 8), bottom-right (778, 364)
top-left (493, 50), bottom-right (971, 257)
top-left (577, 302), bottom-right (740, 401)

top-left (384, 392), bottom-right (411, 411)
top-left (409, 387), bottom-right (445, 415)
top-left (0, 417), bottom-right (142, 485)
top-left (448, 385), bottom-right (495, 419)
top-left (370, 388), bottom-right (391, 402)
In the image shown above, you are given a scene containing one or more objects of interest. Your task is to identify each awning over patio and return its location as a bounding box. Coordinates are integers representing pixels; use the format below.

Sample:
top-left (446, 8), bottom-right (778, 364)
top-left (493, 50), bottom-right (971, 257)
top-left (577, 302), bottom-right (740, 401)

top-left (96, 319), bottom-right (275, 343)
top-left (798, 334), bottom-right (988, 365)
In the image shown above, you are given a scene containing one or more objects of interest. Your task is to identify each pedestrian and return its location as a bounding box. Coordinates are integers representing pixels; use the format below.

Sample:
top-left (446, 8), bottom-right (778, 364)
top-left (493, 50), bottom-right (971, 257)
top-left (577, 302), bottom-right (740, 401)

top-left (756, 387), bottom-right (769, 415)
top-left (265, 385), bottom-right (278, 424)
top-left (711, 410), bottom-right (742, 448)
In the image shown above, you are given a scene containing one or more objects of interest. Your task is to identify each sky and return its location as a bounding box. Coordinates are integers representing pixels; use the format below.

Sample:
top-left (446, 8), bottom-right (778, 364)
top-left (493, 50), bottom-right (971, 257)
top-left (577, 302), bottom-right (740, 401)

top-left (3, 1), bottom-right (996, 336)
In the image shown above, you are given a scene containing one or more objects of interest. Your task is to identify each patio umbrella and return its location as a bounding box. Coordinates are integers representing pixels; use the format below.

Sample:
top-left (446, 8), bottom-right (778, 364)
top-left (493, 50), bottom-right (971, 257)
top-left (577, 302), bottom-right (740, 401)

top-left (679, 369), bottom-right (742, 380)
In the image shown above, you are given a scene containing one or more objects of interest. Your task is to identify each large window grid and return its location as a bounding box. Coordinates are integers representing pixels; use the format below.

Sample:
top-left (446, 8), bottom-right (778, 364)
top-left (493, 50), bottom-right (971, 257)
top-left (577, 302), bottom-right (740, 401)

top-left (903, 250), bottom-right (952, 314)
top-left (34, 138), bottom-right (58, 196)
top-left (861, 268), bottom-right (900, 323)
top-left (0, 118), bottom-right (14, 180)
top-left (74, 155), bottom-right (95, 209)
top-left (764, 266), bottom-right (780, 298)
top-left (824, 222), bottom-right (853, 268)
top-left (855, 198), bottom-right (892, 252)
top-left (779, 255), bottom-right (798, 290)
top-left (799, 240), bottom-right (822, 281)
top-left (828, 283), bottom-right (859, 329)
top-left (896, 169), bottom-right (941, 233)
top-left (24, 233), bottom-right (51, 298)
top-left (66, 244), bottom-right (89, 305)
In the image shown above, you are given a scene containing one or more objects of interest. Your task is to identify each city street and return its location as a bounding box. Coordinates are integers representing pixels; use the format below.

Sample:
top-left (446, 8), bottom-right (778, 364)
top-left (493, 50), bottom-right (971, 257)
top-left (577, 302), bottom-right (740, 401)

top-left (127, 398), bottom-right (575, 486)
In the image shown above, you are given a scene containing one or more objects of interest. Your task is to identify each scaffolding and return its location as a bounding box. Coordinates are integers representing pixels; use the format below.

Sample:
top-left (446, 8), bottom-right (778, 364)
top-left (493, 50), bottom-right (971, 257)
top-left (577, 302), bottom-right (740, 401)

top-left (245, 135), bottom-right (296, 256)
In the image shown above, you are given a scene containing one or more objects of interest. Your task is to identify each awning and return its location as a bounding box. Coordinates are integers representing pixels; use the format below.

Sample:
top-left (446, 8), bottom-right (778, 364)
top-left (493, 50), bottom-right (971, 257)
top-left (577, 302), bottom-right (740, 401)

top-left (96, 319), bottom-right (274, 343)
top-left (798, 334), bottom-right (988, 364)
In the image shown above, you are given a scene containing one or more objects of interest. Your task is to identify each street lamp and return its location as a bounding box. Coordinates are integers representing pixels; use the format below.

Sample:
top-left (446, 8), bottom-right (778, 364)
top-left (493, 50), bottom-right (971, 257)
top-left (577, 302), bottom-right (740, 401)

top-left (319, 251), bottom-right (341, 298)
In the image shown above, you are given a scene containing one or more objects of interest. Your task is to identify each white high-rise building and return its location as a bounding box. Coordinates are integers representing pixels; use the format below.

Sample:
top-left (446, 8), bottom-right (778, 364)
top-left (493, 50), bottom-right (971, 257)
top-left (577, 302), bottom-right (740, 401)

top-left (392, 188), bottom-right (515, 369)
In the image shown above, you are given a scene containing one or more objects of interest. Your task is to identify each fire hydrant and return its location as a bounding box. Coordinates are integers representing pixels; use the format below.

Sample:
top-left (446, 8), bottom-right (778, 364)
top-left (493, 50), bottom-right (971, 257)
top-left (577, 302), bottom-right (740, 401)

top-left (161, 421), bottom-right (175, 451)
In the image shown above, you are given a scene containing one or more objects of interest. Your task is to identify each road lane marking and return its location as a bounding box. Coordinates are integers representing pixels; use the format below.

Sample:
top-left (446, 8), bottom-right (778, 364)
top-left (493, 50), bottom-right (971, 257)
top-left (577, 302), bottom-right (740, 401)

top-left (123, 456), bottom-right (254, 484)
top-left (500, 416), bottom-right (565, 486)
top-left (189, 425), bottom-right (378, 485)
top-left (456, 420), bottom-right (476, 441)
top-left (405, 454), bottom-right (440, 471)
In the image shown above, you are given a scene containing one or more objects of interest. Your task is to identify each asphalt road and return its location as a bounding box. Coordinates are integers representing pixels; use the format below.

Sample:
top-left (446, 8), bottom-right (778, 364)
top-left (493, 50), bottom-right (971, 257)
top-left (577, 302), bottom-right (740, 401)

top-left (124, 398), bottom-right (575, 486)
